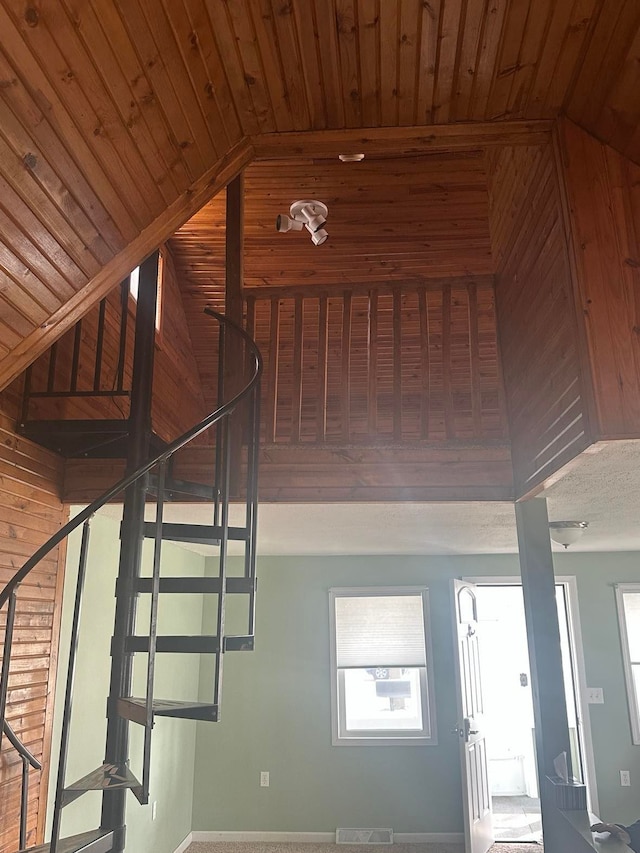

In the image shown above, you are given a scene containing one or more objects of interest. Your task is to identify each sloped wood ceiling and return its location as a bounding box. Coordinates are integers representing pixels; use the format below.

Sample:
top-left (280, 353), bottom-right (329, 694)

top-left (0, 0), bottom-right (639, 391)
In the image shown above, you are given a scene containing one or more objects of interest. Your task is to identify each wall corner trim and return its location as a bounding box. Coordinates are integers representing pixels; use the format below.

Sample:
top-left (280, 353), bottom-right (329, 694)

top-left (190, 831), bottom-right (465, 844)
top-left (173, 833), bottom-right (194, 853)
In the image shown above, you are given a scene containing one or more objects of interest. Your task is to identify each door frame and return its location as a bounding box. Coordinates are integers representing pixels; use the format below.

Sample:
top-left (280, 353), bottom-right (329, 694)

top-left (462, 574), bottom-right (599, 816)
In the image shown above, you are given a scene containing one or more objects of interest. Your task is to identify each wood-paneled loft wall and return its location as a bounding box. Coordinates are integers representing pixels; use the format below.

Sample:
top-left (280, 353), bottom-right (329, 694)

top-left (558, 119), bottom-right (640, 440)
top-left (62, 275), bottom-right (514, 504)
top-left (0, 412), bottom-right (66, 853)
top-left (487, 142), bottom-right (591, 498)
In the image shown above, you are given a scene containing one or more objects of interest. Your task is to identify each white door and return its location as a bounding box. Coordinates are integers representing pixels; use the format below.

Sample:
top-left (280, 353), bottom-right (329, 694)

top-left (451, 579), bottom-right (493, 853)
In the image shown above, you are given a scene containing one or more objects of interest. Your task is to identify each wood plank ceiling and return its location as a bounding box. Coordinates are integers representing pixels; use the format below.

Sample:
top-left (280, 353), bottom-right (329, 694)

top-left (0, 0), bottom-right (639, 390)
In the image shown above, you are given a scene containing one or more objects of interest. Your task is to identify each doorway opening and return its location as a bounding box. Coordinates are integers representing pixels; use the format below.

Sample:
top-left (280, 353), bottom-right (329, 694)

top-left (473, 581), bottom-right (591, 844)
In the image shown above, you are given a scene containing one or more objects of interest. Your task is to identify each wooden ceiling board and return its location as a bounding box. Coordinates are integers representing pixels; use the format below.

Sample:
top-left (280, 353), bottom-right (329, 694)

top-left (171, 150), bottom-right (494, 291)
top-left (2, 0), bottom-right (640, 393)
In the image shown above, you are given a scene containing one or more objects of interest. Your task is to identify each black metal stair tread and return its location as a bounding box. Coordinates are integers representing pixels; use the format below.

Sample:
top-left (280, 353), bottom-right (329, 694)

top-left (143, 521), bottom-right (248, 544)
top-left (124, 634), bottom-right (254, 653)
top-left (117, 696), bottom-right (219, 723)
top-left (147, 474), bottom-right (217, 501)
top-left (25, 829), bottom-right (114, 853)
top-left (61, 763), bottom-right (142, 807)
top-left (19, 421), bottom-right (167, 460)
top-left (133, 576), bottom-right (254, 594)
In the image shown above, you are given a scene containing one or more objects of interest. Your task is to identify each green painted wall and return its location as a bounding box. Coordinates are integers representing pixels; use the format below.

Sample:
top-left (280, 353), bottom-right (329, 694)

top-left (48, 511), bottom-right (205, 853)
top-left (561, 551), bottom-right (640, 824)
top-left (192, 552), bottom-right (640, 834)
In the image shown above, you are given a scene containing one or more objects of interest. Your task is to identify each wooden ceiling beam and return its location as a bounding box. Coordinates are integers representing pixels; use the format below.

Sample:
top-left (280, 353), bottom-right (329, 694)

top-left (251, 121), bottom-right (553, 160)
top-left (0, 138), bottom-right (254, 393)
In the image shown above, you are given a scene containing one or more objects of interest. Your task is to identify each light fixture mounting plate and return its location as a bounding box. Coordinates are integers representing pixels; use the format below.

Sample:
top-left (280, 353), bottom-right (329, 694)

top-left (289, 199), bottom-right (328, 220)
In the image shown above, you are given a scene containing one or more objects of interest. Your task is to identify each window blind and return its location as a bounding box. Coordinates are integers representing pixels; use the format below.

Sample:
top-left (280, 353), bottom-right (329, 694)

top-left (334, 593), bottom-right (427, 668)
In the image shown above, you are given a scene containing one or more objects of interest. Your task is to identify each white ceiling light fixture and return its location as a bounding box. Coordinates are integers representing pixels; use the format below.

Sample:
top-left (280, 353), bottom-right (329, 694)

top-left (549, 520), bottom-right (589, 549)
top-left (338, 153), bottom-right (365, 162)
top-left (276, 199), bottom-right (329, 246)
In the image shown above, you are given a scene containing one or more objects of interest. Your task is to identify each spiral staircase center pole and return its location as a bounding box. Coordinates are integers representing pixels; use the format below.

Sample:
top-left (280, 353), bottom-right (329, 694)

top-left (100, 252), bottom-right (159, 851)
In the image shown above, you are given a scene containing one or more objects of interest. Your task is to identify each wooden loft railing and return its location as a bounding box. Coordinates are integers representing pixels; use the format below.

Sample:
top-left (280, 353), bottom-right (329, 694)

top-left (246, 277), bottom-right (508, 447)
top-left (62, 276), bottom-right (514, 504)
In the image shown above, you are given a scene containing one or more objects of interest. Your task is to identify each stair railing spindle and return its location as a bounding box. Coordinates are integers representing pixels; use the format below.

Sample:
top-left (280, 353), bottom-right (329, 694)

top-left (214, 324), bottom-right (226, 528)
top-left (142, 460), bottom-right (167, 802)
top-left (20, 754), bottom-right (29, 850)
top-left (245, 383), bottom-right (261, 637)
top-left (213, 415), bottom-right (231, 711)
top-left (51, 518), bottom-right (93, 853)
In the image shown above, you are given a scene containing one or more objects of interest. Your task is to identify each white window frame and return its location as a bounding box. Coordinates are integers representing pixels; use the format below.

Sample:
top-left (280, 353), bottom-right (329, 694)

top-left (329, 586), bottom-right (437, 747)
top-left (615, 583), bottom-right (640, 745)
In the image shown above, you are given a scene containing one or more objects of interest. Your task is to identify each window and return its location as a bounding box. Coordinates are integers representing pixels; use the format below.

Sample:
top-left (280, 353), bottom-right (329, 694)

top-left (616, 584), bottom-right (640, 744)
top-left (128, 254), bottom-right (163, 334)
top-left (329, 587), bottom-right (436, 746)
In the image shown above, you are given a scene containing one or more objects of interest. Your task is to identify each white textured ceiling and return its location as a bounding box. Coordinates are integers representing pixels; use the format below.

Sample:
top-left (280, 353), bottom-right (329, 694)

top-left (93, 438), bottom-right (640, 556)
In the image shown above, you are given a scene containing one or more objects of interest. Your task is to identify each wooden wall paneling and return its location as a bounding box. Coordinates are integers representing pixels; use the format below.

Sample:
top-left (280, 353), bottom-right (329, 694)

top-left (531, 0), bottom-right (600, 119)
top-left (151, 247), bottom-right (208, 442)
top-left (153, 0), bottom-right (233, 158)
top-left (59, 0), bottom-right (188, 202)
top-left (558, 118), bottom-right (640, 438)
top-left (268, 0), bottom-right (311, 132)
top-left (487, 141), bottom-right (591, 497)
top-left (0, 411), bottom-right (66, 853)
top-left (0, 3), bottom-right (145, 235)
top-left (111, 0), bottom-right (210, 175)
top-left (431, 0), bottom-right (464, 125)
top-left (565, 0), bottom-right (640, 137)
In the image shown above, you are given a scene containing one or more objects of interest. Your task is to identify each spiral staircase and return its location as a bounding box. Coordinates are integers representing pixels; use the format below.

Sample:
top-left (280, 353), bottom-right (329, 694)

top-left (0, 254), bottom-right (263, 853)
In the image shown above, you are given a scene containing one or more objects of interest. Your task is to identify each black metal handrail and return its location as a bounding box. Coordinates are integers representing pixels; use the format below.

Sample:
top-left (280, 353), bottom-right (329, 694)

top-left (0, 308), bottom-right (262, 851)
top-left (3, 721), bottom-right (43, 850)
top-left (1, 310), bottom-right (261, 609)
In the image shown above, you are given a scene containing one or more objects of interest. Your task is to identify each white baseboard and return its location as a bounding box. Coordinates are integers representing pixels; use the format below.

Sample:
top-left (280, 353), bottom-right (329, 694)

top-left (174, 832), bottom-right (193, 853)
top-left (190, 831), bottom-right (464, 844)
top-left (191, 832), bottom-right (336, 843)
top-left (395, 833), bottom-right (464, 843)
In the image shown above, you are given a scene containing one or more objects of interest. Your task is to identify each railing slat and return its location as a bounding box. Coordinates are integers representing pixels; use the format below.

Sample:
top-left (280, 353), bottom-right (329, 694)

top-left (393, 288), bottom-right (402, 441)
top-left (341, 292), bottom-right (352, 442)
top-left (468, 282), bottom-right (482, 435)
top-left (292, 296), bottom-right (304, 443)
top-left (316, 296), bottom-right (329, 442)
top-left (442, 282), bottom-right (454, 438)
top-left (93, 299), bottom-right (107, 391)
top-left (70, 321), bottom-right (82, 393)
top-left (266, 298), bottom-right (280, 443)
top-left (418, 288), bottom-right (430, 439)
top-left (368, 291), bottom-right (378, 436)
top-left (47, 344), bottom-right (57, 393)
top-left (117, 279), bottom-right (129, 392)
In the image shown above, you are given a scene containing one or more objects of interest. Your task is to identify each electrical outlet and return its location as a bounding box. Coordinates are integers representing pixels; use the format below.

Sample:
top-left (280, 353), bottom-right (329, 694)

top-left (151, 801), bottom-right (157, 820)
top-left (260, 771), bottom-right (269, 787)
top-left (587, 687), bottom-right (604, 704)
top-left (621, 771), bottom-right (631, 787)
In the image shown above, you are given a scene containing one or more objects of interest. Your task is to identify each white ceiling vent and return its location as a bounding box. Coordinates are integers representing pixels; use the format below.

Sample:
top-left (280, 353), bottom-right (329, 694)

top-left (336, 828), bottom-right (393, 844)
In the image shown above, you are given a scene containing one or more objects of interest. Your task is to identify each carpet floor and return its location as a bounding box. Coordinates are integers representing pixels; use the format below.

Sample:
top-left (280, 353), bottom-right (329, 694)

top-left (185, 842), bottom-right (542, 853)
